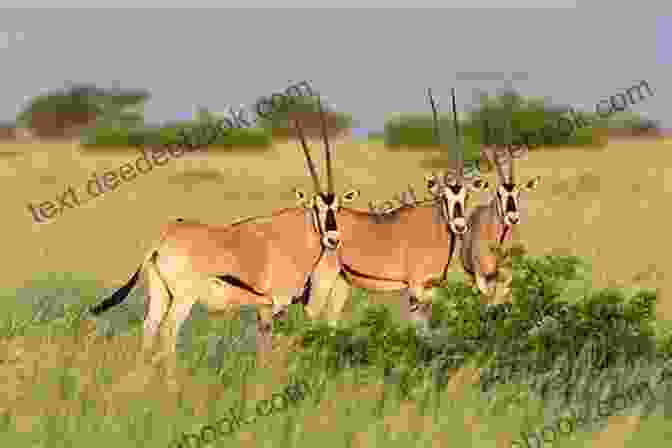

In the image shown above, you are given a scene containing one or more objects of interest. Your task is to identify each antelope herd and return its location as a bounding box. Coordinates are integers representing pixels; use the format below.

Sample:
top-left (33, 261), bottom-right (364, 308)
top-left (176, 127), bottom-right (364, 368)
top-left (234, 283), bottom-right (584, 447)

top-left (89, 88), bottom-right (542, 360)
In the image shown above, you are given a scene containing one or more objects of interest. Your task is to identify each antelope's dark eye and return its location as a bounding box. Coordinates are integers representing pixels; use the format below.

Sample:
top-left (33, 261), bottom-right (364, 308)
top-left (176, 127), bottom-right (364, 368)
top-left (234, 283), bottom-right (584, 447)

top-left (428, 180), bottom-right (436, 188)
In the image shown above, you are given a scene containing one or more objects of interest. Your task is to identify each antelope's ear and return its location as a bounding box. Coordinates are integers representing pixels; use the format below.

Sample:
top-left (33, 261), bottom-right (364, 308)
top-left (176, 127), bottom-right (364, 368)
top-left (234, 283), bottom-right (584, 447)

top-left (293, 188), bottom-right (306, 200)
top-left (469, 178), bottom-right (489, 191)
top-left (293, 188), bottom-right (311, 206)
top-left (425, 172), bottom-right (438, 189)
top-left (342, 189), bottom-right (360, 202)
top-left (522, 176), bottom-right (541, 191)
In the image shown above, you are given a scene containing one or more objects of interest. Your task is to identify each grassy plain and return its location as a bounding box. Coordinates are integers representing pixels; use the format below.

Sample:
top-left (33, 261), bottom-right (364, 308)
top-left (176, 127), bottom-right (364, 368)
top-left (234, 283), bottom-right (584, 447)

top-left (0, 137), bottom-right (671, 446)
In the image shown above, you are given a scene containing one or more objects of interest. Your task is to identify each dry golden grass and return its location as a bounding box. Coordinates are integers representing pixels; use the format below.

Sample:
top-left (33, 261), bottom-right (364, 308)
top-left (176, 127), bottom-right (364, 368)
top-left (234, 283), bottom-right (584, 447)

top-left (3, 137), bottom-right (670, 312)
top-left (1, 137), bottom-right (671, 445)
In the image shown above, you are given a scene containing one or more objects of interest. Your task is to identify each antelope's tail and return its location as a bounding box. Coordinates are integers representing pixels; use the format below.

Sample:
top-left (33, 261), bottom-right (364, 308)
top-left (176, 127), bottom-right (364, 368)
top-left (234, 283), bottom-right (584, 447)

top-left (89, 262), bottom-right (144, 315)
top-left (89, 222), bottom-right (180, 315)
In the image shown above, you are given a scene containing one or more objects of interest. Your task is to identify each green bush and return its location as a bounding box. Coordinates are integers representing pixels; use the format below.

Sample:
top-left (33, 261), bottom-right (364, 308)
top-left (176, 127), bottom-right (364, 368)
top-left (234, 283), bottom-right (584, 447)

top-left (467, 89), bottom-right (611, 149)
top-left (566, 126), bottom-right (607, 147)
top-left (603, 111), bottom-right (661, 132)
top-left (80, 126), bottom-right (159, 148)
top-left (384, 114), bottom-right (450, 148)
top-left (178, 122), bottom-right (272, 148)
top-left (383, 114), bottom-right (482, 165)
top-left (208, 127), bottom-right (272, 148)
top-left (80, 123), bottom-right (272, 149)
top-left (281, 248), bottom-right (661, 402)
top-left (256, 95), bottom-right (353, 132)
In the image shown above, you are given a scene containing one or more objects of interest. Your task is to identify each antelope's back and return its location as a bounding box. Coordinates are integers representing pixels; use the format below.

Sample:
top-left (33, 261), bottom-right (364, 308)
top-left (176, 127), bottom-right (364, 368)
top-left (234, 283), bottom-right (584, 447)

top-left (337, 205), bottom-right (453, 281)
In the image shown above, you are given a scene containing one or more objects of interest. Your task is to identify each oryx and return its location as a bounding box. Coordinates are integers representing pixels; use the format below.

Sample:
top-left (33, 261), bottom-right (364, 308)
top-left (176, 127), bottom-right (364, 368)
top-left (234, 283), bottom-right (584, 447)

top-left (88, 102), bottom-right (360, 359)
top-left (460, 123), bottom-right (541, 305)
top-left (302, 88), bottom-right (489, 331)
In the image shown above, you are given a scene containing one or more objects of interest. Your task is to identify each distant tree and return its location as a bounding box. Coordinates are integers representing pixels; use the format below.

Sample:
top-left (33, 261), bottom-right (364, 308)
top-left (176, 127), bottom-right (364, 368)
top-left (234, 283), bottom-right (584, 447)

top-left (256, 95), bottom-right (352, 138)
top-left (194, 105), bottom-right (219, 125)
top-left (17, 82), bottom-right (150, 137)
top-left (604, 110), bottom-right (660, 132)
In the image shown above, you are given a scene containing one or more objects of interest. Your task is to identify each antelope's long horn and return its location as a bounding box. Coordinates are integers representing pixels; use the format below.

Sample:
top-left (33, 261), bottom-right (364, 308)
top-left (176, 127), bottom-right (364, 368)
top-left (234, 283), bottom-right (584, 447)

top-left (427, 88), bottom-right (440, 144)
top-left (450, 87), bottom-right (464, 180)
top-left (317, 96), bottom-right (334, 195)
top-left (495, 145), bottom-right (509, 182)
top-left (483, 110), bottom-right (505, 181)
top-left (427, 87), bottom-right (458, 182)
top-left (503, 90), bottom-right (515, 182)
top-left (488, 144), bottom-right (507, 182)
top-left (294, 119), bottom-right (322, 195)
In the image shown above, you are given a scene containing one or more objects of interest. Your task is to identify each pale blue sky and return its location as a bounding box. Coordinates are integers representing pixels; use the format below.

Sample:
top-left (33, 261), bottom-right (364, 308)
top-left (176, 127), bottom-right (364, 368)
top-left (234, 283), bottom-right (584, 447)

top-left (0, 6), bottom-right (669, 133)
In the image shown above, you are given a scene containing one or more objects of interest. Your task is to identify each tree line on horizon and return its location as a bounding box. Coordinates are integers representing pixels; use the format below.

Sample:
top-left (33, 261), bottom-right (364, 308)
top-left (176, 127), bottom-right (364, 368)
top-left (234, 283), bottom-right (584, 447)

top-left (3, 83), bottom-right (660, 150)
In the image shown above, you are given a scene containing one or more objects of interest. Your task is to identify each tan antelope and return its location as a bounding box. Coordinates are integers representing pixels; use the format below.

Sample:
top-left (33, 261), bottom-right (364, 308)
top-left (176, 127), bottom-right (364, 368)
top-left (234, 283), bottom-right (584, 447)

top-left (460, 123), bottom-right (541, 305)
top-left (88, 102), bottom-right (360, 359)
top-left (302, 88), bottom-right (489, 331)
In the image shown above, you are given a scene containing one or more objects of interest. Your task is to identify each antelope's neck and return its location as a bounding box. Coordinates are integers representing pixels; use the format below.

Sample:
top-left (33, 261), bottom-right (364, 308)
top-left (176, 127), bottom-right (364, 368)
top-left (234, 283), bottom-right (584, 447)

top-left (491, 197), bottom-right (510, 244)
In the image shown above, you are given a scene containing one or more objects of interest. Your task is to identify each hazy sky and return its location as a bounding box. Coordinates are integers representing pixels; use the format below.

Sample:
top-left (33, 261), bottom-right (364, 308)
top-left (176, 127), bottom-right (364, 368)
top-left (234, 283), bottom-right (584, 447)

top-left (0, 6), bottom-right (669, 132)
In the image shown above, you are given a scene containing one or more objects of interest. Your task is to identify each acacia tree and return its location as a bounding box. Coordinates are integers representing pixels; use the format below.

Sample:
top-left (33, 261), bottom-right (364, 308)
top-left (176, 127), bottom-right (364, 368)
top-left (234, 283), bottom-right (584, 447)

top-left (17, 83), bottom-right (150, 138)
top-left (255, 95), bottom-right (352, 138)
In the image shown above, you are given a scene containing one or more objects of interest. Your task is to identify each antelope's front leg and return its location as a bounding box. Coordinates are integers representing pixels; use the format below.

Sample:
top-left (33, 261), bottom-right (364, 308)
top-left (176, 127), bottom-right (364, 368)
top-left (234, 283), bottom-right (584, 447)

top-left (323, 274), bottom-right (351, 327)
top-left (475, 271), bottom-right (497, 300)
top-left (473, 245), bottom-right (499, 304)
top-left (491, 265), bottom-right (513, 306)
top-left (304, 254), bottom-right (341, 324)
top-left (407, 284), bottom-right (432, 333)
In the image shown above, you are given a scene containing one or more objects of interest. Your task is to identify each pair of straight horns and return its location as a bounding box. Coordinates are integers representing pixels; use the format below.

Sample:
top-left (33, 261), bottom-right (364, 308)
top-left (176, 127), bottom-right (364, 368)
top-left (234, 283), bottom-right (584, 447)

top-left (294, 96), bottom-right (334, 196)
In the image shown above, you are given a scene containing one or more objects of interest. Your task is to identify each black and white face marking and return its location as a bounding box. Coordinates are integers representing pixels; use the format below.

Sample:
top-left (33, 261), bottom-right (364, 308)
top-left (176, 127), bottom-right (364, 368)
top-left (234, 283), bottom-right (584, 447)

top-left (497, 182), bottom-right (521, 226)
top-left (313, 193), bottom-right (340, 250)
top-left (427, 173), bottom-right (488, 235)
top-left (495, 176), bottom-right (540, 226)
top-left (296, 188), bottom-right (360, 251)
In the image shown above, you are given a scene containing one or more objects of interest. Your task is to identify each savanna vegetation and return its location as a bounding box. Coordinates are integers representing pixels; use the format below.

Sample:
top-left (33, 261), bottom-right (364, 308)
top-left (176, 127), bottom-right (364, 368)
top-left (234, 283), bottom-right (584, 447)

top-left (12, 83), bottom-right (353, 150)
top-left (0, 246), bottom-right (669, 447)
top-left (0, 81), bottom-right (669, 447)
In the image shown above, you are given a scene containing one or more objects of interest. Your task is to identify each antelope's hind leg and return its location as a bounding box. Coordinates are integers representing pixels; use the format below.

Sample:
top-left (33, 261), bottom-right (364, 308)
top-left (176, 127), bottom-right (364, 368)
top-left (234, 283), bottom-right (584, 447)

top-left (256, 304), bottom-right (275, 355)
top-left (154, 277), bottom-right (200, 363)
top-left (142, 260), bottom-right (172, 358)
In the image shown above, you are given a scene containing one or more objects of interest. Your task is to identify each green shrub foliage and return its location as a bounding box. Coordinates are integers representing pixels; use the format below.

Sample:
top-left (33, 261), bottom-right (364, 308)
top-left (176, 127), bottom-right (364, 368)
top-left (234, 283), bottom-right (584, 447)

top-left (81, 123), bottom-right (272, 149)
top-left (383, 88), bottom-right (611, 153)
